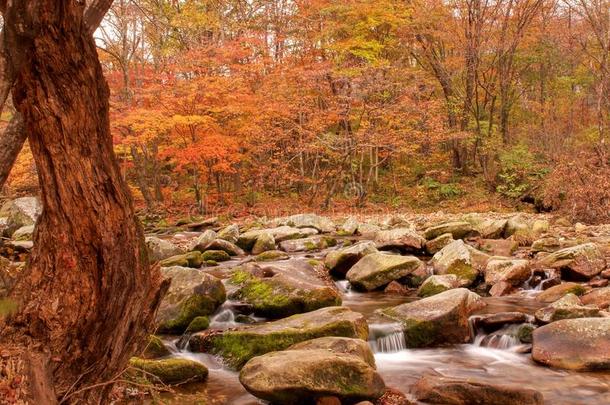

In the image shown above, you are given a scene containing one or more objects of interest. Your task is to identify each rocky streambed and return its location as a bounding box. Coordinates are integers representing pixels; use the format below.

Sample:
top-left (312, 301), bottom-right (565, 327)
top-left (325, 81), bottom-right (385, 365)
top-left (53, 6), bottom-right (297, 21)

top-left (2, 200), bottom-right (610, 404)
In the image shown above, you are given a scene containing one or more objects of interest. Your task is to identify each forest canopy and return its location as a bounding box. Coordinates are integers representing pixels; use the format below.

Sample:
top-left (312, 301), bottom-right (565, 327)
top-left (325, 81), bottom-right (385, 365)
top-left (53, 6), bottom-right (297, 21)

top-left (3, 0), bottom-right (609, 223)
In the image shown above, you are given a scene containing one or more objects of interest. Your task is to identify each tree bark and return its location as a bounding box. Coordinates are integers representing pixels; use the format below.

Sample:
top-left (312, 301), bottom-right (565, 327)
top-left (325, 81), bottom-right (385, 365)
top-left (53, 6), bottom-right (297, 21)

top-left (2, 1), bottom-right (167, 403)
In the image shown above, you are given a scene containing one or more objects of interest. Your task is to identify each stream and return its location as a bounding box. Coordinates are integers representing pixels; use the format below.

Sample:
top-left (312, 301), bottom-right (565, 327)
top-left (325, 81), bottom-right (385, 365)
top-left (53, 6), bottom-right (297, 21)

top-left (146, 246), bottom-right (610, 405)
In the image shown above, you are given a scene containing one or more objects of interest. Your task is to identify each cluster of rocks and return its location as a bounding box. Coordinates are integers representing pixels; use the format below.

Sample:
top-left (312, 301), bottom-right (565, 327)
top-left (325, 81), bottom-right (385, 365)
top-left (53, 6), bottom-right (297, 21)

top-left (3, 200), bottom-right (610, 404)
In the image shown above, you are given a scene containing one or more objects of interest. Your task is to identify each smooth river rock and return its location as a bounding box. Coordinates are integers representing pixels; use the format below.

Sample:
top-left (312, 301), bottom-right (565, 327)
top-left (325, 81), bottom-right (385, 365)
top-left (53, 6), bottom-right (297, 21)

top-left (538, 243), bottom-right (606, 280)
top-left (325, 241), bottom-right (378, 276)
top-left (532, 318), bottom-right (610, 370)
top-left (346, 253), bottom-right (422, 291)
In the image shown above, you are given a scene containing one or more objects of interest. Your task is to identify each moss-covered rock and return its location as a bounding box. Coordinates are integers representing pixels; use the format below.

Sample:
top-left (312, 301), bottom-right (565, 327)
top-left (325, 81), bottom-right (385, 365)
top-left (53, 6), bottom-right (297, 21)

top-left (156, 266), bottom-right (225, 334)
top-left (538, 243), bottom-right (606, 280)
top-left (128, 357), bottom-right (208, 385)
top-left (201, 250), bottom-right (230, 262)
top-left (424, 221), bottom-right (478, 240)
top-left (159, 251), bottom-right (203, 268)
top-left (534, 293), bottom-right (600, 324)
top-left (417, 275), bottom-right (458, 298)
top-left (229, 259), bottom-right (341, 318)
top-left (279, 236), bottom-right (335, 253)
top-left (325, 241), bottom-right (378, 277)
top-left (238, 226), bottom-right (318, 250)
top-left (185, 316), bottom-right (210, 333)
top-left (269, 213), bottom-right (336, 233)
top-left (252, 232), bottom-right (276, 255)
top-left (189, 306), bottom-right (369, 369)
top-left (196, 238), bottom-right (245, 256)
top-left (430, 240), bottom-right (488, 287)
top-left (239, 349), bottom-right (385, 404)
top-left (425, 233), bottom-right (454, 255)
top-left (142, 335), bottom-right (171, 359)
top-left (380, 288), bottom-right (485, 348)
top-left (217, 224), bottom-right (239, 243)
top-left (346, 253), bottom-right (423, 291)
top-left (536, 282), bottom-right (586, 303)
top-left (254, 250), bottom-right (289, 262)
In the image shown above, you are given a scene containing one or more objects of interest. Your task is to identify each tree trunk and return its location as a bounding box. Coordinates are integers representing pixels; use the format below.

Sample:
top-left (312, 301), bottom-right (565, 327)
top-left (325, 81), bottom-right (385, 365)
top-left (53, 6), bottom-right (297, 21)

top-left (2, 2), bottom-right (167, 403)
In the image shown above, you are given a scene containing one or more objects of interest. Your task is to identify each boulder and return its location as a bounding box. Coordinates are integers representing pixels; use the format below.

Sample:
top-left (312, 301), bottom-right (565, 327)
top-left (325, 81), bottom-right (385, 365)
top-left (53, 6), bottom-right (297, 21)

top-left (239, 348), bottom-right (385, 404)
top-left (325, 241), bottom-right (378, 276)
top-left (489, 281), bottom-right (515, 297)
top-left (197, 238), bottom-right (245, 256)
top-left (484, 258), bottom-right (531, 286)
top-left (201, 250), bottom-right (230, 262)
top-left (159, 251), bottom-right (203, 268)
top-left (425, 233), bottom-right (454, 255)
top-left (358, 223), bottom-right (381, 237)
top-left (384, 281), bottom-right (409, 295)
top-left (535, 282), bottom-right (586, 303)
top-left (581, 287), bottom-right (610, 309)
top-left (340, 216), bottom-right (359, 235)
top-left (156, 266), bottom-right (226, 333)
top-left (0, 197), bottom-right (41, 236)
top-left (534, 293), bottom-right (600, 324)
top-left (279, 236), bottom-right (336, 253)
top-left (463, 215), bottom-right (507, 239)
top-left (532, 318), bottom-right (610, 370)
top-left (229, 259), bottom-right (341, 318)
top-left (189, 229), bottom-right (217, 251)
top-left (11, 225), bottom-right (34, 241)
top-left (238, 226), bottom-right (318, 250)
top-left (411, 376), bottom-right (543, 405)
top-left (504, 215), bottom-right (534, 244)
top-left (252, 232), bottom-right (276, 255)
top-left (128, 357), bottom-right (208, 385)
top-left (270, 213), bottom-right (336, 233)
top-left (380, 288), bottom-right (485, 347)
top-left (146, 236), bottom-right (185, 262)
top-left (424, 221), bottom-right (477, 240)
top-left (189, 306), bottom-right (369, 368)
top-left (254, 250), bottom-right (289, 262)
top-left (417, 275), bottom-right (458, 298)
top-left (218, 224), bottom-right (239, 243)
top-left (374, 228), bottom-right (425, 252)
top-left (288, 336), bottom-right (376, 368)
top-left (477, 239), bottom-right (518, 257)
top-left (538, 243), bottom-right (606, 280)
top-left (531, 237), bottom-right (563, 253)
top-left (430, 240), bottom-right (488, 287)
top-left (476, 312), bottom-right (529, 332)
top-left (142, 335), bottom-right (172, 359)
top-left (346, 253), bottom-right (422, 291)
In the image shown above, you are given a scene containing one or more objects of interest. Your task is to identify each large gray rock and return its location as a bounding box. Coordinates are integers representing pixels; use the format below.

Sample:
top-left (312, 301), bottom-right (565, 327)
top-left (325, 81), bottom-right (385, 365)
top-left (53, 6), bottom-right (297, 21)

top-left (146, 236), bottom-right (184, 262)
top-left (156, 266), bottom-right (226, 333)
top-left (538, 243), bottom-right (606, 280)
top-left (411, 376), bottom-right (543, 405)
top-left (239, 346), bottom-right (385, 404)
top-left (229, 259), bottom-right (341, 318)
top-left (288, 337), bottom-right (376, 368)
top-left (484, 258), bottom-right (531, 286)
top-left (251, 232), bottom-right (276, 255)
top-left (346, 253), bottom-right (422, 291)
top-left (425, 233), bottom-right (454, 255)
top-left (189, 306), bottom-right (369, 368)
top-left (324, 241), bottom-right (378, 276)
top-left (430, 240), bottom-right (489, 287)
top-left (270, 213), bottom-right (335, 233)
top-left (279, 236), bottom-right (336, 253)
top-left (463, 214), bottom-right (508, 239)
top-left (424, 221), bottom-right (477, 240)
top-left (380, 288), bottom-right (485, 347)
top-left (417, 274), bottom-right (459, 298)
top-left (0, 197), bottom-right (41, 237)
top-left (374, 228), bottom-right (425, 252)
top-left (197, 238), bottom-right (245, 256)
top-left (238, 226), bottom-right (318, 250)
top-left (534, 293), bottom-right (600, 324)
top-left (532, 318), bottom-right (610, 370)
top-left (217, 224), bottom-right (239, 243)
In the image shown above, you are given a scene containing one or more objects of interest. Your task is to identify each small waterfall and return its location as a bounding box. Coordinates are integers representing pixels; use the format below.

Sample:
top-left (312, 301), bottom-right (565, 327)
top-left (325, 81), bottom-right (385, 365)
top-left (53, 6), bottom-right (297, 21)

top-left (210, 308), bottom-right (238, 329)
top-left (472, 323), bottom-right (524, 351)
top-left (369, 323), bottom-right (407, 353)
top-left (335, 279), bottom-right (351, 293)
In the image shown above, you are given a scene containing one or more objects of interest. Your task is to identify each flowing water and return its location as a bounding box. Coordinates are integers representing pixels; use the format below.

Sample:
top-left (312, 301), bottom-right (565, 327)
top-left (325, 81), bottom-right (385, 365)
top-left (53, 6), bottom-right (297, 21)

top-left (141, 247), bottom-right (610, 404)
